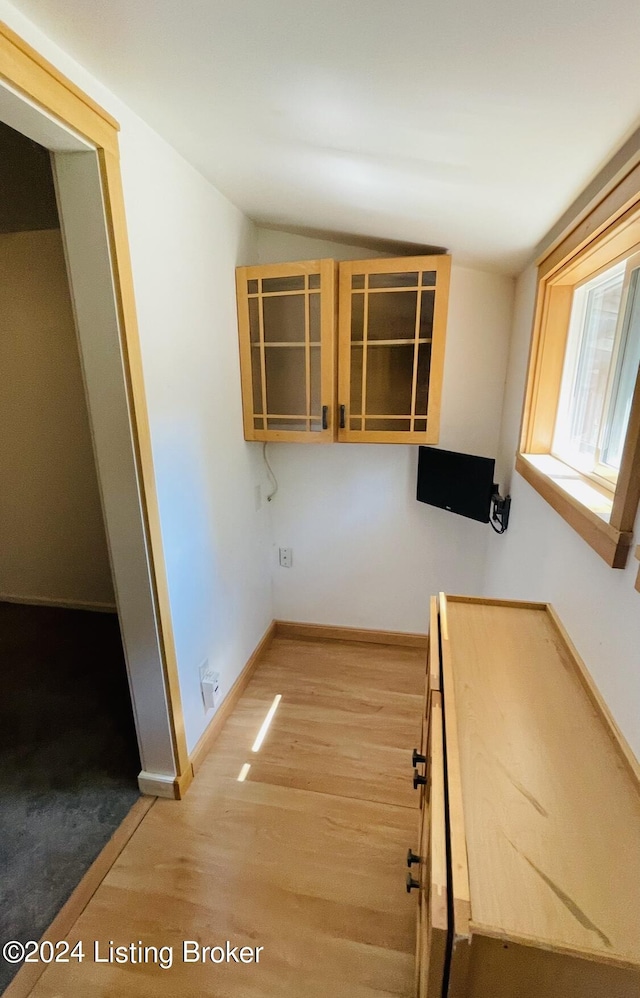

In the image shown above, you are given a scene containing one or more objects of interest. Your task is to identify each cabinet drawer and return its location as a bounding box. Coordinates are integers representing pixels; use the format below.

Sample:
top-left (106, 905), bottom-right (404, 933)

top-left (415, 690), bottom-right (448, 997)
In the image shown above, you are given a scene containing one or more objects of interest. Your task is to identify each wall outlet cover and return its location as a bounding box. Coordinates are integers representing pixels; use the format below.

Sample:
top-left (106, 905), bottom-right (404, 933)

top-left (279, 547), bottom-right (293, 568)
top-left (199, 661), bottom-right (220, 711)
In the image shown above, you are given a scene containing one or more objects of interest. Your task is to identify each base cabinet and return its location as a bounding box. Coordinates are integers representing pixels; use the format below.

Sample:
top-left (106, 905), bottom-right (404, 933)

top-left (411, 594), bottom-right (640, 997)
top-left (414, 691), bottom-right (447, 998)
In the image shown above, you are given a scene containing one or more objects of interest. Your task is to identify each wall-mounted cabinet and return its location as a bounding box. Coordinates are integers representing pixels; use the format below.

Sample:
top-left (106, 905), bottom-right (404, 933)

top-left (235, 254), bottom-right (450, 444)
top-left (337, 256), bottom-right (450, 444)
top-left (235, 259), bottom-right (337, 443)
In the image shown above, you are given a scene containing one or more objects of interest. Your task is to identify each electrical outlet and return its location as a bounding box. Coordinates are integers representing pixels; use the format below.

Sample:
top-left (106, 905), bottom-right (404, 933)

top-left (199, 661), bottom-right (220, 711)
top-left (279, 547), bottom-right (293, 568)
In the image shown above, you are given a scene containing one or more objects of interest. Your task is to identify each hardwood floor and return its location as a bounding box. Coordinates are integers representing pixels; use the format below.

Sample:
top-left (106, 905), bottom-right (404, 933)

top-left (25, 636), bottom-right (425, 997)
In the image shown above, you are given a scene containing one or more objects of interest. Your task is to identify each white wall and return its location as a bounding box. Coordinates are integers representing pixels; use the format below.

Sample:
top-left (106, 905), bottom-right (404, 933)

top-left (484, 266), bottom-right (640, 760)
top-left (257, 228), bottom-right (387, 264)
top-left (256, 228), bottom-right (515, 632)
top-left (0, 228), bottom-right (114, 607)
top-left (120, 136), bottom-right (273, 753)
top-left (0, 1), bottom-right (274, 755)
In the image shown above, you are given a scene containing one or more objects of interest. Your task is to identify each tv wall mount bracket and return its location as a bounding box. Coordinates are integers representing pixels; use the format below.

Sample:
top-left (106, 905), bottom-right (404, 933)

top-left (490, 487), bottom-right (511, 534)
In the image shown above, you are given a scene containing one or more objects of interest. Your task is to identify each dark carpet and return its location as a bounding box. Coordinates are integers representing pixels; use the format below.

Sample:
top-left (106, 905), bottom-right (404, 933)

top-left (0, 602), bottom-right (141, 993)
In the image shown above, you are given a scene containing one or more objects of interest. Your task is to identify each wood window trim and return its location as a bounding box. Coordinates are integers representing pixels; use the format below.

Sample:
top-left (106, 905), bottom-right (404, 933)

top-left (515, 454), bottom-right (634, 568)
top-left (520, 193), bottom-right (640, 569)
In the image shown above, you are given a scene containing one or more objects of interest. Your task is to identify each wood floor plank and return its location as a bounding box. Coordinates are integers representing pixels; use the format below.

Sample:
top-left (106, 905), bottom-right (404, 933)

top-left (27, 637), bottom-right (425, 997)
top-left (218, 637), bottom-right (424, 807)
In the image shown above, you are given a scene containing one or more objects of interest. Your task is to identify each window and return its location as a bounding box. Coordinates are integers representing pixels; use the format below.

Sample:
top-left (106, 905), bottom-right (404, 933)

top-left (519, 186), bottom-right (640, 568)
top-left (553, 254), bottom-right (640, 486)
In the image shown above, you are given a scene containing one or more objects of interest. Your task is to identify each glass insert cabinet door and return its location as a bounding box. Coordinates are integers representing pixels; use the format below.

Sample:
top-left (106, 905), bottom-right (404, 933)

top-left (235, 259), bottom-right (336, 442)
top-left (338, 256), bottom-right (451, 443)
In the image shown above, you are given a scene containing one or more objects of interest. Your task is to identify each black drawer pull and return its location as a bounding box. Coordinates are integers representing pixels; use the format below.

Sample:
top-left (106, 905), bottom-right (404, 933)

top-left (322, 405), bottom-right (328, 430)
top-left (413, 769), bottom-right (427, 790)
top-left (407, 848), bottom-right (421, 867)
top-left (406, 873), bottom-right (420, 893)
top-left (339, 404), bottom-right (345, 429)
top-left (412, 748), bottom-right (426, 766)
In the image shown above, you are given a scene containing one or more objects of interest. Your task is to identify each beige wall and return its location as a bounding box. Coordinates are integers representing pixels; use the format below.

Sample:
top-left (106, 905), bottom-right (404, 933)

top-left (0, 228), bottom-right (114, 607)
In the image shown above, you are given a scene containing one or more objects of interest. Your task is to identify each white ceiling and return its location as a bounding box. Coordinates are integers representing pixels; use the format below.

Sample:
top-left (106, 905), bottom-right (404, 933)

top-left (11, 0), bottom-right (640, 273)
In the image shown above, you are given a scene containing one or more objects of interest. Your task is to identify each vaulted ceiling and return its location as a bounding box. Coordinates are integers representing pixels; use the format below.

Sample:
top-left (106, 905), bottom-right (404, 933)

top-left (11, 0), bottom-right (640, 273)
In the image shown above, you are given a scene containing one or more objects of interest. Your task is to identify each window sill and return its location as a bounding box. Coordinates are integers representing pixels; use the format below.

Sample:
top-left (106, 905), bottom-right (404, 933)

top-left (515, 453), bottom-right (634, 568)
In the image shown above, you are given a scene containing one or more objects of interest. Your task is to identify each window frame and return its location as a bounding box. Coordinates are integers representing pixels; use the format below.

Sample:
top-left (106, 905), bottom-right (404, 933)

top-left (551, 251), bottom-right (640, 488)
top-left (519, 192), bottom-right (640, 569)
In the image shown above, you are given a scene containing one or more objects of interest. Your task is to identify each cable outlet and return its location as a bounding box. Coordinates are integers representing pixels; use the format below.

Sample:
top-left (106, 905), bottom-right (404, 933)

top-left (279, 547), bottom-right (293, 568)
top-left (199, 661), bottom-right (220, 711)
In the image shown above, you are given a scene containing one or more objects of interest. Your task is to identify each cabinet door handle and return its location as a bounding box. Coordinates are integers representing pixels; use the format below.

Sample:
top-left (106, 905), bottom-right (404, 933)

top-left (339, 404), bottom-right (345, 429)
top-left (322, 405), bottom-right (328, 430)
top-left (406, 873), bottom-right (420, 893)
top-left (413, 769), bottom-right (428, 789)
top-left (412, 749), bottom-right (426, 766)
top-left (407, 848), bottom-right (421, 867)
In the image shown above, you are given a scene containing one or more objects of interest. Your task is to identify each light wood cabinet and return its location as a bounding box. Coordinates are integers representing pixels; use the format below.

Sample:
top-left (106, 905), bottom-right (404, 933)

top-left (414, 689), bottom-right (448, 998)
top-left (411, 594), bottom-right (640, 997)
top-left (337, 256), bottom-right (450, 443)
top-left (235, 259), bottom-right (337, 443)
top-left (235, 255), bottom-right (450, 444)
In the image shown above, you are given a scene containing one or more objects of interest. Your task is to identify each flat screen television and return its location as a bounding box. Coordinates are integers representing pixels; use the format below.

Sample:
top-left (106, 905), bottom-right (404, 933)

top-left (417, 446), bottom-right (496, 523)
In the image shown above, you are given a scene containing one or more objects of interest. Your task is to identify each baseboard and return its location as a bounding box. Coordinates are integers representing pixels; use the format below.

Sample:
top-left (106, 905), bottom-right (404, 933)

top-left (137, 769), bottom-right (193, 799)
top-left (275, 619), bottom-right (428, 649)
top-left (3, 796), bottom-right (154, 998)
top-left (0, 593), bottom-right (117, 613)
top-left (189, 619), bottom-right (277, 775)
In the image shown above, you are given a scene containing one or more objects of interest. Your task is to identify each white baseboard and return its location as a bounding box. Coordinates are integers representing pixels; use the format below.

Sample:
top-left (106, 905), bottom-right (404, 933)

top-left (137, 769), bottom-right (192, 800)
top-left (0, 593), bottom-right (117, 613)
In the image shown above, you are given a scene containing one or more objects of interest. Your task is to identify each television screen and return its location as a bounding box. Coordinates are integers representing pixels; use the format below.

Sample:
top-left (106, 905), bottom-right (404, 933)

top-left (417, 446), bottom-right (495, 523)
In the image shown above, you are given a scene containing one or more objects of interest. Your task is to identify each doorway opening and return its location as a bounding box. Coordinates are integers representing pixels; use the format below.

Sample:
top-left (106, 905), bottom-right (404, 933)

top-left (0, 118), bottom-right (143, 994)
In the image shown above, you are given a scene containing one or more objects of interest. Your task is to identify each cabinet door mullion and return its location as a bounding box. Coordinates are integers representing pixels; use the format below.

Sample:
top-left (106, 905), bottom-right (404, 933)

top-left (257, 285), bottom-right (269, 433)
top-left (304, 276), bottom-right (311, 432)
top-left (410, 279), bottom-right (424, 432)
top-left (361, 273), bottom-right (370, 434)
